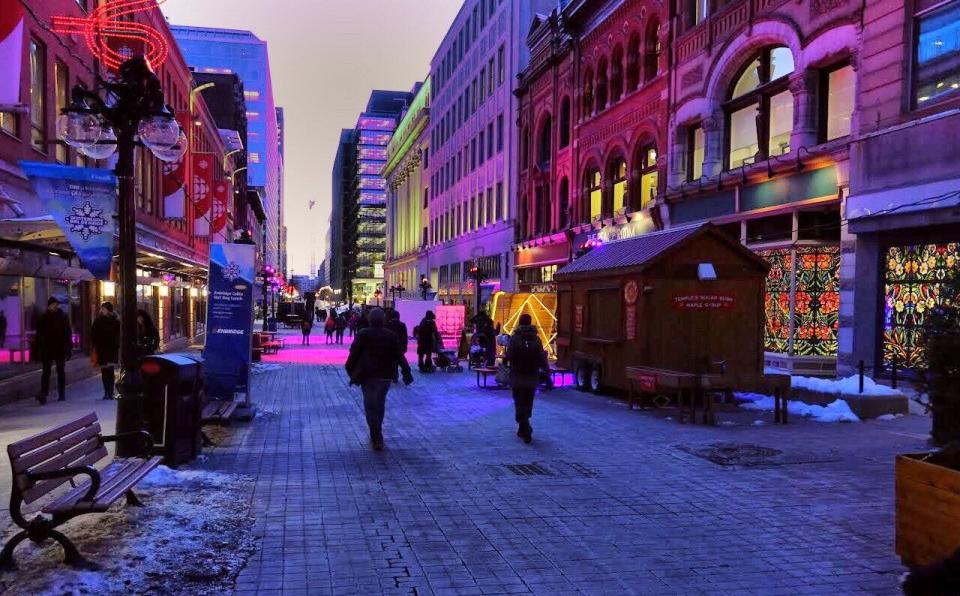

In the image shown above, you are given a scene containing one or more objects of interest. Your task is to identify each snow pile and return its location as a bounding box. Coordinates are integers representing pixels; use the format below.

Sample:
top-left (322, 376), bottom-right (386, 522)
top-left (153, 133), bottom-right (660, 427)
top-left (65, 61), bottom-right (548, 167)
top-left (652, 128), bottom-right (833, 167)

top-left (876, 414), bottom-right (903, 421)
top-left (790, 374), bottom-right (902, 397)
top-left (0, 467), bottom-right (256, 596)
top-left (737, 392), bottom-right (860, 423)
top-left (251, 362), bottom-right (284, 375)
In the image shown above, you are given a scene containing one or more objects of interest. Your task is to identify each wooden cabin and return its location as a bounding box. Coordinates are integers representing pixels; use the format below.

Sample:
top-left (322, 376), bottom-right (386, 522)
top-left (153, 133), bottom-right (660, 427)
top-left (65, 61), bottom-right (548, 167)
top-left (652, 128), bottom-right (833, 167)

top-left (553, 224), bottom-right (770, 393)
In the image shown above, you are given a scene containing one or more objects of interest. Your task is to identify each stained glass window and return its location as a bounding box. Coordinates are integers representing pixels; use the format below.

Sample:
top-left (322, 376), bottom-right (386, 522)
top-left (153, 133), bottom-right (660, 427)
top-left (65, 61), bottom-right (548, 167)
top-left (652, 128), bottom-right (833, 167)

top-left (758, 246), bottom-right (840, 356)
top-left (793, 246), bottom-right (840, 356)
top-left (883, 242), bottom-right (959, 370)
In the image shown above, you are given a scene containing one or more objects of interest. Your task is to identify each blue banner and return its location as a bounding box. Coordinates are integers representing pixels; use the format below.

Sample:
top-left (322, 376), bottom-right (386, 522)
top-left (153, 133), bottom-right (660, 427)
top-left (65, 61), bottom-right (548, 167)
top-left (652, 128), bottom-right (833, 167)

top-left (204, 243), bottom-right (255, 400)
top-left (20, 162), bottom-right (117, 280)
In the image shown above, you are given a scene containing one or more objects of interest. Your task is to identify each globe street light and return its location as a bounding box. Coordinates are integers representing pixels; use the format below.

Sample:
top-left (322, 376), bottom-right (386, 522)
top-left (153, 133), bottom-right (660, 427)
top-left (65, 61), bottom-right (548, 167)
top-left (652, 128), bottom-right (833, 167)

top-left (57, 56), bottom-right (184, 456)
top-left (420, 274), bottom-right (432, 301)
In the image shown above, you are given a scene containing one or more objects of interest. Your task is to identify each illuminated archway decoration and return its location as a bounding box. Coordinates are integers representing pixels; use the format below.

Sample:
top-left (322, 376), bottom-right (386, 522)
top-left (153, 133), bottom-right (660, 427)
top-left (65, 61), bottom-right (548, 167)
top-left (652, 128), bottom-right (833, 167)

top-left (52, 0), bottom-right (169, 71)
top-left (490, 291), bottom-right (559, 359)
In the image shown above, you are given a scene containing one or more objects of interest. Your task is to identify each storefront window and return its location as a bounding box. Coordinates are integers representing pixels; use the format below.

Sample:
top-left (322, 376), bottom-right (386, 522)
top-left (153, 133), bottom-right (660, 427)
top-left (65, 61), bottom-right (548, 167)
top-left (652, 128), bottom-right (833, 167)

top-left (883, 242), bottom-right (959, 369)
top-left (726, 46), bottom-right (795, 169)
top-left (914, 1), bottom-right (960, 107)
top-left (758, 246), bottom-right (840, 356)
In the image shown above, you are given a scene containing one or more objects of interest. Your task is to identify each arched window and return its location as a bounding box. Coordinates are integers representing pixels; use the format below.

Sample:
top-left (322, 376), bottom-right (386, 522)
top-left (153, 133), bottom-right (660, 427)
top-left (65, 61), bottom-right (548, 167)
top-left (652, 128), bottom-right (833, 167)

top-left (643, 21), bottom-right (661, 83)
top-left (558, 177), bottom-right (570, 229)
top-left (536, 184), bottom-right (551, 233)
top-left (559, 97), bottom-right (571, 148)
top-left (611, 45), bottom-right (625, 103)
top-left (596, 57), bottom-right (609, 110)
top-left (608, 156), bottom-right (628, 215)
top-left (585, 167), bottom-right (602, 222)
top-left (632, 143), bottom-right (658, 210)
top-left (726, 46), bottom-right (795, 169)
top-left (537, 115), bottom-right (552, 167)
top-left (626, 34), bottom-right (641, 91)
top-left (583, 69), bottom-right (595, 116)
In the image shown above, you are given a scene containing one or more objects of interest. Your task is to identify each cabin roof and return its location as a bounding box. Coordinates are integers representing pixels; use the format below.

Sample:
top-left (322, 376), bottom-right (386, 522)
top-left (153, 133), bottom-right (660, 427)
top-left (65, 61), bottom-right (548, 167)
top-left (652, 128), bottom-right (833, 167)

top-left (554, 223), bottom-right (768, 280)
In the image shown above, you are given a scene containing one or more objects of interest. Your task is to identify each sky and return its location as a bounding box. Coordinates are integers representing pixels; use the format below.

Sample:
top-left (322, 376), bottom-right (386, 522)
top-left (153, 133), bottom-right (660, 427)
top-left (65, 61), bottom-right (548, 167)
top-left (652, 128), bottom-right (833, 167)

top-left (160, 0), bottom-right (461, 276)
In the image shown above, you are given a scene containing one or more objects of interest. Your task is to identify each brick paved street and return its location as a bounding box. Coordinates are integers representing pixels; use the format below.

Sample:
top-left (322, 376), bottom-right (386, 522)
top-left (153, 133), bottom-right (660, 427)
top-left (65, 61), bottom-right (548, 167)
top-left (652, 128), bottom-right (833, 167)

top-left (0, 329), bottom-right (930, 595)
top-left (199, 330), bottom-right (925, 595)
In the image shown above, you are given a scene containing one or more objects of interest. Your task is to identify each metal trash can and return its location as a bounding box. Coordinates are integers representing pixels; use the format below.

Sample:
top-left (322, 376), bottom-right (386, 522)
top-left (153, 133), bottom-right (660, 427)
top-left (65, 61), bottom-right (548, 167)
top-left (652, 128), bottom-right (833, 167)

top-left (140, 353), bottom-right (204, 466)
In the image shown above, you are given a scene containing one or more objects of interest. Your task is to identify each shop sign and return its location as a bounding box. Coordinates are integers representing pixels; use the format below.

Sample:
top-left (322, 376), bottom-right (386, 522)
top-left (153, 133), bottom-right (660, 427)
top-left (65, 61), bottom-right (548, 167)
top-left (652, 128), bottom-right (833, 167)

top-left (625, 305), bottom-right (637, 340)
top-left (672, 293), bottom-right (736, 311)
top-left (624, 281), bottom-right (639, 306)
top-left (574, 304), bottom-right (583, 333)
top-left (638, 374), bottom-right (657, 393)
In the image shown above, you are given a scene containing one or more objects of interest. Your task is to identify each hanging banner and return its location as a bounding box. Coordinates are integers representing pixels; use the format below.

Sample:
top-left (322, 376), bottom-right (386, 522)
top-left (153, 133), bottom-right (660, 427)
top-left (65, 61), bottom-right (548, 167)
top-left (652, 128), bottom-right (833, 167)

top-left (162, 111), bottom-right (191, 219)
top-left (211, 178), bottom-right (230, 234)
top-left (192, 152), bottom-right (213, 237)
top-left (204, 242), bottom-right (255, 401)
top-left (20, 162), bottom-right (116, 280)
top-left (0, 0), bottom-right (24, 106)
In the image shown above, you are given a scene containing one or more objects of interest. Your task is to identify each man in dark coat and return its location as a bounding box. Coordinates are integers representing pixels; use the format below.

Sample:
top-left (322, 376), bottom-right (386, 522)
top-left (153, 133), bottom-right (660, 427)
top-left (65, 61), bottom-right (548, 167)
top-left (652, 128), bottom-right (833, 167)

top-left (504, 314), bottom-right (549, 443)
top-left (90, 302), bottom-right (121, 400)
top-left (415, 311), bottom-right (440, 372)
top-left (345, 308), bottom-right (414, 450)
top-left (36, 297), bottom-right (72, 404)
top-left (385, 309), bottom-right (409, 355)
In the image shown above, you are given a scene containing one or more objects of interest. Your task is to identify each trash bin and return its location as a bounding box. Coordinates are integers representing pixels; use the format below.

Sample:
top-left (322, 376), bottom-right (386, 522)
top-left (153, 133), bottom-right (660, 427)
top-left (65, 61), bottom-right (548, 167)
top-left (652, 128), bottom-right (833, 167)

top-left (140, 353), bottom-right (204, 466)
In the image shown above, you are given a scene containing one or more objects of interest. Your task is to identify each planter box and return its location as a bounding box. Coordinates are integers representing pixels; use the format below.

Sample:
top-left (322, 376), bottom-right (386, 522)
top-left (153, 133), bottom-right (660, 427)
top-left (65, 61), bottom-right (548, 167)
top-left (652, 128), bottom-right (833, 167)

top-left (896, 452), bottom-right (960, 567)
top-left (793, 387), bottom-right (909, 419)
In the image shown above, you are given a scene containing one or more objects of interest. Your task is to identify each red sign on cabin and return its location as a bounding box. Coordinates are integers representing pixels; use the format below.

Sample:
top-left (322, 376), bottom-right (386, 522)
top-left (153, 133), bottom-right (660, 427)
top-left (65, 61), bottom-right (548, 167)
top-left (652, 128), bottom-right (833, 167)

top-left (574, 304), bottom-right (583, 333)
top-left (625, 305), bottom-right (637, 340)
top-left (638, 374), bottom-right (657, 393)
top-left (672, 293), bottom-right (736, 311)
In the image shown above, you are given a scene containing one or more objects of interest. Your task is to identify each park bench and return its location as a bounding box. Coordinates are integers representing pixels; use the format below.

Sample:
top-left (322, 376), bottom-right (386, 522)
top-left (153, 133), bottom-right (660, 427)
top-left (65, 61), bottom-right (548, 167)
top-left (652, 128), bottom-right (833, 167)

top-left (474, 366), bottom-right (501, 388)
top-left (1, 413), bottom-right (161, 569)
top-left (201, 400), bottom-right (239, 425)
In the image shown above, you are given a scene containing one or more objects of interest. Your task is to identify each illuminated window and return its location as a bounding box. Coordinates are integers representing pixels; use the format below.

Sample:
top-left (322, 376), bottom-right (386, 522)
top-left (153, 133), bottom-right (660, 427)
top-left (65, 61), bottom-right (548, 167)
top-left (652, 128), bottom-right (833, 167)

top-left (55, 62), bottom-right (69, 163)
top-left (635, 145), bottom-right (658, 210)
top-left (687, 125), bottom-right (705, 181)
top-left (758, 246), bottom-right (840, 357)
top-left (611, 158), bottom-right (627, 214)
top-left (249, 152), bottom-right (261, 164)
top-left (822, 64), bottom-right (854, 141)
top-left (884, 242), bottom-right (959, 370)
top-left (913, 2), bottom-right (960, 107)
top-left (726, 46), bottom-right (795, 169)
top-left (29, 39), bottom-right (46, 152)
top-left (587, 168), bottom-right (602, 221)
top-left (244, 90), bottom-right (260, 100)
top-left (0, 108), bottom-right (15, 136)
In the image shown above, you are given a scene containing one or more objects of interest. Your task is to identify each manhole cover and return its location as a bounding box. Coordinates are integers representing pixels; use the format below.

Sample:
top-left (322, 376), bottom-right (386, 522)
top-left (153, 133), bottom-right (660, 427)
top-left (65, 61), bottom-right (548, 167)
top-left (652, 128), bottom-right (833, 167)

top-left (687, 443), bottom-right (783, 466)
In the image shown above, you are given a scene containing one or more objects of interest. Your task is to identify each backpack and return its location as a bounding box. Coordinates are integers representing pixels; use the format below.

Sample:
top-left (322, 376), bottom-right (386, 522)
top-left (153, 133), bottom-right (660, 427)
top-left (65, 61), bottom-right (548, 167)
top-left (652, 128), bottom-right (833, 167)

top-left (510, 333), bottom-right (543, 374)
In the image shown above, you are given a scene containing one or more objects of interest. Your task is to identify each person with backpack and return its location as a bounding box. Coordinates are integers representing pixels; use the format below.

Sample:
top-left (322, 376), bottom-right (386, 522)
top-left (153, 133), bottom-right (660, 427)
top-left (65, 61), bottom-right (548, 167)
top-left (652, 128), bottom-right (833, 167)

top-left (345, 308), bottom-right (414, 451)
top-left (385, 309), bottom-right (409, 356)
top-left (504, 313), bottom-right (549, 443)
top-left (300, 317), bottom-right (313, 346)
top-left (335, 313), bottom-right (347, 344)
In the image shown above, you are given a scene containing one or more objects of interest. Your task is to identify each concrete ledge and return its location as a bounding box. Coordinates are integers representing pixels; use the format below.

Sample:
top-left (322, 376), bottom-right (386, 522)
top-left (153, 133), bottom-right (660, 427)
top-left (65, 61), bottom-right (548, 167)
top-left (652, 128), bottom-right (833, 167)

top-left (792, 387), bottom-right (910, 419)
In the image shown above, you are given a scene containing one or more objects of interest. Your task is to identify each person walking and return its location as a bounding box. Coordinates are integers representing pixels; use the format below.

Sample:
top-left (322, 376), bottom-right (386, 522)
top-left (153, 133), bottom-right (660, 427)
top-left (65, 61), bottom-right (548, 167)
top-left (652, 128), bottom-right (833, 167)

top-left (335, 312), bottom-right (347, 344)
top-left (504, 313), bottom-right (549, 444)
top-left (415, 311), bottom-right (440, 372)
top-left (385, 309), bottom-right (409, 356)
top-left (35, 297), bottom-right (72, 404)
top-left (0, 308), bottom-right (7, 348)
top-left (300, 317), bottom-right (313, 346)
top-left (345, 308), bottom-right (414, 451)
top-left (136, 310), bottom-right (160, 358)
top-left (348, 311), bottom-right (358, 337)
top-left (90, 302), bottom-right (121, 400)
top-left (324, 315), bottom-right (336, 344)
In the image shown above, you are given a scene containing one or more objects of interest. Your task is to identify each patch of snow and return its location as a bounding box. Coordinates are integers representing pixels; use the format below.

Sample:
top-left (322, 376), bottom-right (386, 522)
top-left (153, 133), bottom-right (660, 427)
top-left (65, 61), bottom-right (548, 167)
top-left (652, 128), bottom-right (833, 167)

top-left (720, 420), bottom-right (737, 427)
top-left (791, 374), bottom-right (901, 397)
top-left (737, 392), bottom-right (860, 423)
top-left (0, 467), bottom-right (256, 596)
top-left (876, 414), bottom-right (903, 421)
top-left (752, 420), bottom-right (766, 426)
top-left (251, 362), bottom-right (284, 375)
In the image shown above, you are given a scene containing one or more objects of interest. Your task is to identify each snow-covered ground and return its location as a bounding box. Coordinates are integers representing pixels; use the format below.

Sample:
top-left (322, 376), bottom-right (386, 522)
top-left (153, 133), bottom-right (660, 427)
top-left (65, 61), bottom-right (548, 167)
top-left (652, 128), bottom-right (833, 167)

top-left (737, 392), bottom-right (860, 423)
top-left (0, 466), bottom-right (255, 596)
top-left (789, 374), bottom-right (903, 397)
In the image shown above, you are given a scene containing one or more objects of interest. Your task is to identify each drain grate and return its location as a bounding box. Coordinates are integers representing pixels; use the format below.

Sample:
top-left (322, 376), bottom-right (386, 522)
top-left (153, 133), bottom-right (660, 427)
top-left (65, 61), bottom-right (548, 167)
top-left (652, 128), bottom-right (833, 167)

top-left (505, 463), bottom-right (554, 476)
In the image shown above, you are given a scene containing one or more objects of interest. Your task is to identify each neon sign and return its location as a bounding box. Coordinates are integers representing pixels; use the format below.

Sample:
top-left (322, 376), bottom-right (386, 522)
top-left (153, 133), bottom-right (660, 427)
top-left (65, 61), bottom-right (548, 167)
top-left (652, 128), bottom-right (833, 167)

top-left (52, 0), bottom-right (170, 71)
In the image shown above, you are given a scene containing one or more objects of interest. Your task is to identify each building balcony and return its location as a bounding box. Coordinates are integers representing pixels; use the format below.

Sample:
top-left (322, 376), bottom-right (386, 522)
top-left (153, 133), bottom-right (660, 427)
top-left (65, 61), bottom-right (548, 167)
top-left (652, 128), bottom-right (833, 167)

top-left (674, 0), bottom-right (790, 64)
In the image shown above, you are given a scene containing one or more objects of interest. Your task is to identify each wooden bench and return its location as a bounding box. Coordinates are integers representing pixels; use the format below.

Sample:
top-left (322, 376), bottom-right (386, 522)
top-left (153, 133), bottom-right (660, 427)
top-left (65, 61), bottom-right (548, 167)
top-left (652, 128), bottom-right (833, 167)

top-left (474, 366), bottom-right (501, 388)
top-left (262, 339), bottom-right (284, 355)
top-left (202, 400), bottom-right (238, 425)
top-left (1, 413), bottom-right (161, 569)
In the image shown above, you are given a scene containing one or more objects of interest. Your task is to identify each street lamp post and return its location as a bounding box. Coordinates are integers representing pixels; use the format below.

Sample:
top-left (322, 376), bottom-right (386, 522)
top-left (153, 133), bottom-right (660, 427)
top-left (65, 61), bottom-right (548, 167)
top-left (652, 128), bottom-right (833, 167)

top-left (58, 57), bottom-right (186, 456)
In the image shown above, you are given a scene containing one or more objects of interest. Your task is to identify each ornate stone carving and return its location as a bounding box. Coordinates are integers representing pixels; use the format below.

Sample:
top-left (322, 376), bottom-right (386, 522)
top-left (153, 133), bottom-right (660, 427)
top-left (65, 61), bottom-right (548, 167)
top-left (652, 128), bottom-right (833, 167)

top-left (681, 65), bottom-right (703, 89)
top-left (811, 0), bottom-right (847, 18)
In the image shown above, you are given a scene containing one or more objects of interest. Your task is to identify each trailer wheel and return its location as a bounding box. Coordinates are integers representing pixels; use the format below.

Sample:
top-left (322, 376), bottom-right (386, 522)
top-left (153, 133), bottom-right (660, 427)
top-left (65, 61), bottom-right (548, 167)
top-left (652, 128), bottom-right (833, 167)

top-left (588, 366), bottom-right (604, 394)
top-left (575, 364), bottom-right (591, 392)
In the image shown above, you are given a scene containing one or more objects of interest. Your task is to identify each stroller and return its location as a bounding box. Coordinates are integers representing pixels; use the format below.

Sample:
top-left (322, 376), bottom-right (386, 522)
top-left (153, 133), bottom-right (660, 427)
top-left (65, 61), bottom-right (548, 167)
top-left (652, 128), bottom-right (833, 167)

top-left (468, 332), bottom-right (488, 369)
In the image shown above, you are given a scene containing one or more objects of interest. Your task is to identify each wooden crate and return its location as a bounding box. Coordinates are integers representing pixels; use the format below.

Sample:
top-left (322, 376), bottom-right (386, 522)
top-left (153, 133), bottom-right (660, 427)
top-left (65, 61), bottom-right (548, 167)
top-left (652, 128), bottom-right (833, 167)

top-left (896, 452), bottom-right (960, 567)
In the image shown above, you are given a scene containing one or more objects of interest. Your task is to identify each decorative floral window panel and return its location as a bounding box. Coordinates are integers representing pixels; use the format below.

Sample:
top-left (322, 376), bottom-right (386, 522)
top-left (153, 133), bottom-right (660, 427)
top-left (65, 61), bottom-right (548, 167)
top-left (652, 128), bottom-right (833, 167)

top-left (759, 248), bottom-right (792, 353)
top-left (793, 246), bottom-right (840, 356)
top-left (884, 242), bottom-right (959, 370)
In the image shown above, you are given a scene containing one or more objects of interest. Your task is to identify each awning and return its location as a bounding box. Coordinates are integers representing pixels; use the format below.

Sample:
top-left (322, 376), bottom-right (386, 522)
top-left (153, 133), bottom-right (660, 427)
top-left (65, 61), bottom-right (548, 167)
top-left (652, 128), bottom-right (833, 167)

top-left (846, 177), bottom-right (960, 223)
top-left (0, 216), bottom-right (72, 250)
